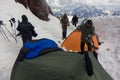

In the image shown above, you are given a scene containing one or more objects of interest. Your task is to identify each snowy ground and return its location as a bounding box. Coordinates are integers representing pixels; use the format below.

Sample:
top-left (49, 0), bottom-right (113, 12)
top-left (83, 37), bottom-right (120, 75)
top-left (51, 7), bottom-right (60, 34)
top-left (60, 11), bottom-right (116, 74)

top-left (0, 0), bottom-right (120, 80)
top-left (93, 16), bottom-right (120, 79)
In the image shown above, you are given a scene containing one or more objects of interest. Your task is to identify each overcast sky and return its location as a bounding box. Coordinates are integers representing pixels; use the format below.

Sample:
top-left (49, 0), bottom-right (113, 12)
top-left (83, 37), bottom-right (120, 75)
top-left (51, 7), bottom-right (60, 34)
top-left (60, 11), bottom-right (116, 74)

top-left (85, 0), bottom-right (120, 6)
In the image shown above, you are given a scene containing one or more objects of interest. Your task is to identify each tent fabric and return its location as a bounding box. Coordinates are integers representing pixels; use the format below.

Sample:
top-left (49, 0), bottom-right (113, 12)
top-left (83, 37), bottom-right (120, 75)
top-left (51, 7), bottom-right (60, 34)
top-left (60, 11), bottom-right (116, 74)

top-left (10, 51), bottom-right (113, 80)
top-left (61, 30), bottom-right (99, 52)
top-left (23, 38), bottom-right (59, 59)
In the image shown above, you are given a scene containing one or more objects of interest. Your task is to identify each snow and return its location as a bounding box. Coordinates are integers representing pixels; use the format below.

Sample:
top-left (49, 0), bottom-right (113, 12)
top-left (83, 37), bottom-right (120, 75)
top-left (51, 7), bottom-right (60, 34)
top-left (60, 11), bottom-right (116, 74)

top-left (0, 0), bottom-right (120, 80)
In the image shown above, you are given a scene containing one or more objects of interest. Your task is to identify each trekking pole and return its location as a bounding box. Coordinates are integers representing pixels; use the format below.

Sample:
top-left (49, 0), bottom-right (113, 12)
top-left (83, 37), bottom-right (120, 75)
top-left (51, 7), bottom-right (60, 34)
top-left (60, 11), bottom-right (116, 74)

top-left (0, 25), bottom-right (10, 42)
top-left (88, 44), bottom-right (98, 49)
top-left (0, 27), bottom-right (9, 42)
top-left (13, 22), bottom-right (17, 40)
top-left (9, 20), bottom-right (14, 35)
top-left (11, 18), bottom-right (16, 36)
top-left (14, 23), bottom-right (16, 36)
top-left (3, 24), bottom-right (17, 43)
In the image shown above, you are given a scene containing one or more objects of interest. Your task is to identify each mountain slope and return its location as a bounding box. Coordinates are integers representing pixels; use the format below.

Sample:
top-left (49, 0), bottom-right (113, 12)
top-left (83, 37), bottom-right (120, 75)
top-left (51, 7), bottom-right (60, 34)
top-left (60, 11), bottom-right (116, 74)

top-left (92, 16), bottom-right (120, 79)
top-left (0, 0), bottom-right (120, 80)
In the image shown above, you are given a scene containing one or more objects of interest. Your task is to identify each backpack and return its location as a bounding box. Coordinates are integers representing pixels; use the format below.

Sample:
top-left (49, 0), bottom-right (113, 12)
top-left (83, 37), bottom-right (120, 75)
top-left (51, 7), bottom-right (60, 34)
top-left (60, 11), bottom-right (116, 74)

top-left (17, 22), bottom-right (37, 37)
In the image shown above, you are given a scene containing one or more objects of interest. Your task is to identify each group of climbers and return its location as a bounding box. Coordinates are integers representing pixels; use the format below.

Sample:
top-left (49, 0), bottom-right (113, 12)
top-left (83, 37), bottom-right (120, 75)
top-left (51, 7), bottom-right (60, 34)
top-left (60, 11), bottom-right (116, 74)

top-left (16, 13), bottom-right (100, 57)
top-left (14, 13), bottom-right (97, 55)
top-left (60, 13), bottom-right (98, 52)
top-left (10, 13), bottom-right (113, 80)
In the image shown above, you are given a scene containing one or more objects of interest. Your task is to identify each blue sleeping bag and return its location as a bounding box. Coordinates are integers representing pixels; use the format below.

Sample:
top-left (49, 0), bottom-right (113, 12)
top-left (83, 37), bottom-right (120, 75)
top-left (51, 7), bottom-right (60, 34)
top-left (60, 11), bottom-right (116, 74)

top-left (23, 38), bottom-right (60, 59)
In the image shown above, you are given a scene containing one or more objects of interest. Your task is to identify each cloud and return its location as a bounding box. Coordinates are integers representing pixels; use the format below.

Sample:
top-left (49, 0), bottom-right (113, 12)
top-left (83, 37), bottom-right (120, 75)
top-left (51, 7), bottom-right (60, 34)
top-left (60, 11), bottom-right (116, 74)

top-left (46, 0), bottom-right (120, 7)
top-left (85, 0), bottom-right (109, 5)
top-left (107, 0), bottom-right (120, 6)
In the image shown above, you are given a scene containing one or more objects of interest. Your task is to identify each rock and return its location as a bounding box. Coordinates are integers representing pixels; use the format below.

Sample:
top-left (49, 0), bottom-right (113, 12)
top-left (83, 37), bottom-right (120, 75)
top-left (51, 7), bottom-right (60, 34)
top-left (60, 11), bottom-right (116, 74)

top-left (15, 0), bottom-right (53, 21)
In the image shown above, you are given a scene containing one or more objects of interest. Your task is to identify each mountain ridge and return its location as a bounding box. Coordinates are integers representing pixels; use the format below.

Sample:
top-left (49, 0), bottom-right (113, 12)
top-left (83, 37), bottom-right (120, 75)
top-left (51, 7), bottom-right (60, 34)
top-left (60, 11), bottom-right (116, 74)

top-left (46, 0), bottom-right (120, 18)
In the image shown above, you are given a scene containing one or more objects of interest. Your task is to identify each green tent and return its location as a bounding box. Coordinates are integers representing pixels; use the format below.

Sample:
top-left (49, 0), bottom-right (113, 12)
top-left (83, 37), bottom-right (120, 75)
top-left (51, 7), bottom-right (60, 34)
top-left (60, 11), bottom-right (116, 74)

top-left (11, 51), bottom-right (113, 80)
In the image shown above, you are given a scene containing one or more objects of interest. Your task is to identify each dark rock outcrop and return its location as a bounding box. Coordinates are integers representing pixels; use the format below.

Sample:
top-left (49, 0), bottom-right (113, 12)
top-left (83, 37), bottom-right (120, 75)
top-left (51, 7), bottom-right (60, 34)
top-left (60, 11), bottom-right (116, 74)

top-left (15, 0), bottom-right (53, 21)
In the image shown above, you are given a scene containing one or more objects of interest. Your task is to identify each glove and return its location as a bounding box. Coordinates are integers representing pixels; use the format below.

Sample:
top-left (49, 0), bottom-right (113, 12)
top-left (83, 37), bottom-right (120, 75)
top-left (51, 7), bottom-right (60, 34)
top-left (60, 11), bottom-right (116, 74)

top-left (16, 33), bottom-right (21, 36)
top-left (87, 35), bottom-right (92, 38)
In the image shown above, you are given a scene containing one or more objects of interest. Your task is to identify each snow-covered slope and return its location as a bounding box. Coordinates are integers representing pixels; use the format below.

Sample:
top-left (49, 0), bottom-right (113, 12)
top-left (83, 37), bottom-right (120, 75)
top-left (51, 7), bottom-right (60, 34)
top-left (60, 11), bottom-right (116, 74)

top-left (92, 16), bottom-right (120, 79)
top-left (0, 0), bottom-right (62, 80)
top-left (0, 0), bottom-right (120, 80)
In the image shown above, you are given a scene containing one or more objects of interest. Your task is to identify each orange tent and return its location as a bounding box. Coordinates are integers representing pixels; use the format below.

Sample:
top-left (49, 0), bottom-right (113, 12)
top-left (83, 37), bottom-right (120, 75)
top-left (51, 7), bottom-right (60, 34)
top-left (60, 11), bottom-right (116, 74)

top-left (61, 30), bottom-right (99, 52)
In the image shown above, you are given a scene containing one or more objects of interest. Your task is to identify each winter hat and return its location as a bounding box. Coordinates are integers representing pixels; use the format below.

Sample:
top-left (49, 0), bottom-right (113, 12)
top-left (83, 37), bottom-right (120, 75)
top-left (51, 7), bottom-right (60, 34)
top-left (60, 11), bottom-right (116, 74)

top-left (22, 15), bottom-right (28, 21)
top-left (87, 20), bottom-right (93, 25)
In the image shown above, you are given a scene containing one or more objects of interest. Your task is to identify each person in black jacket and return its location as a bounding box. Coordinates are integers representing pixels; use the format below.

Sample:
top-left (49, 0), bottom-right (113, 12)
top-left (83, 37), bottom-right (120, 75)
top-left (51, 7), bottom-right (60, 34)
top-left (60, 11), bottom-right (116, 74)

top-left (71, 14), bottom-right (79, 27)
top-left (17, 15), bottom-right (37, 44)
